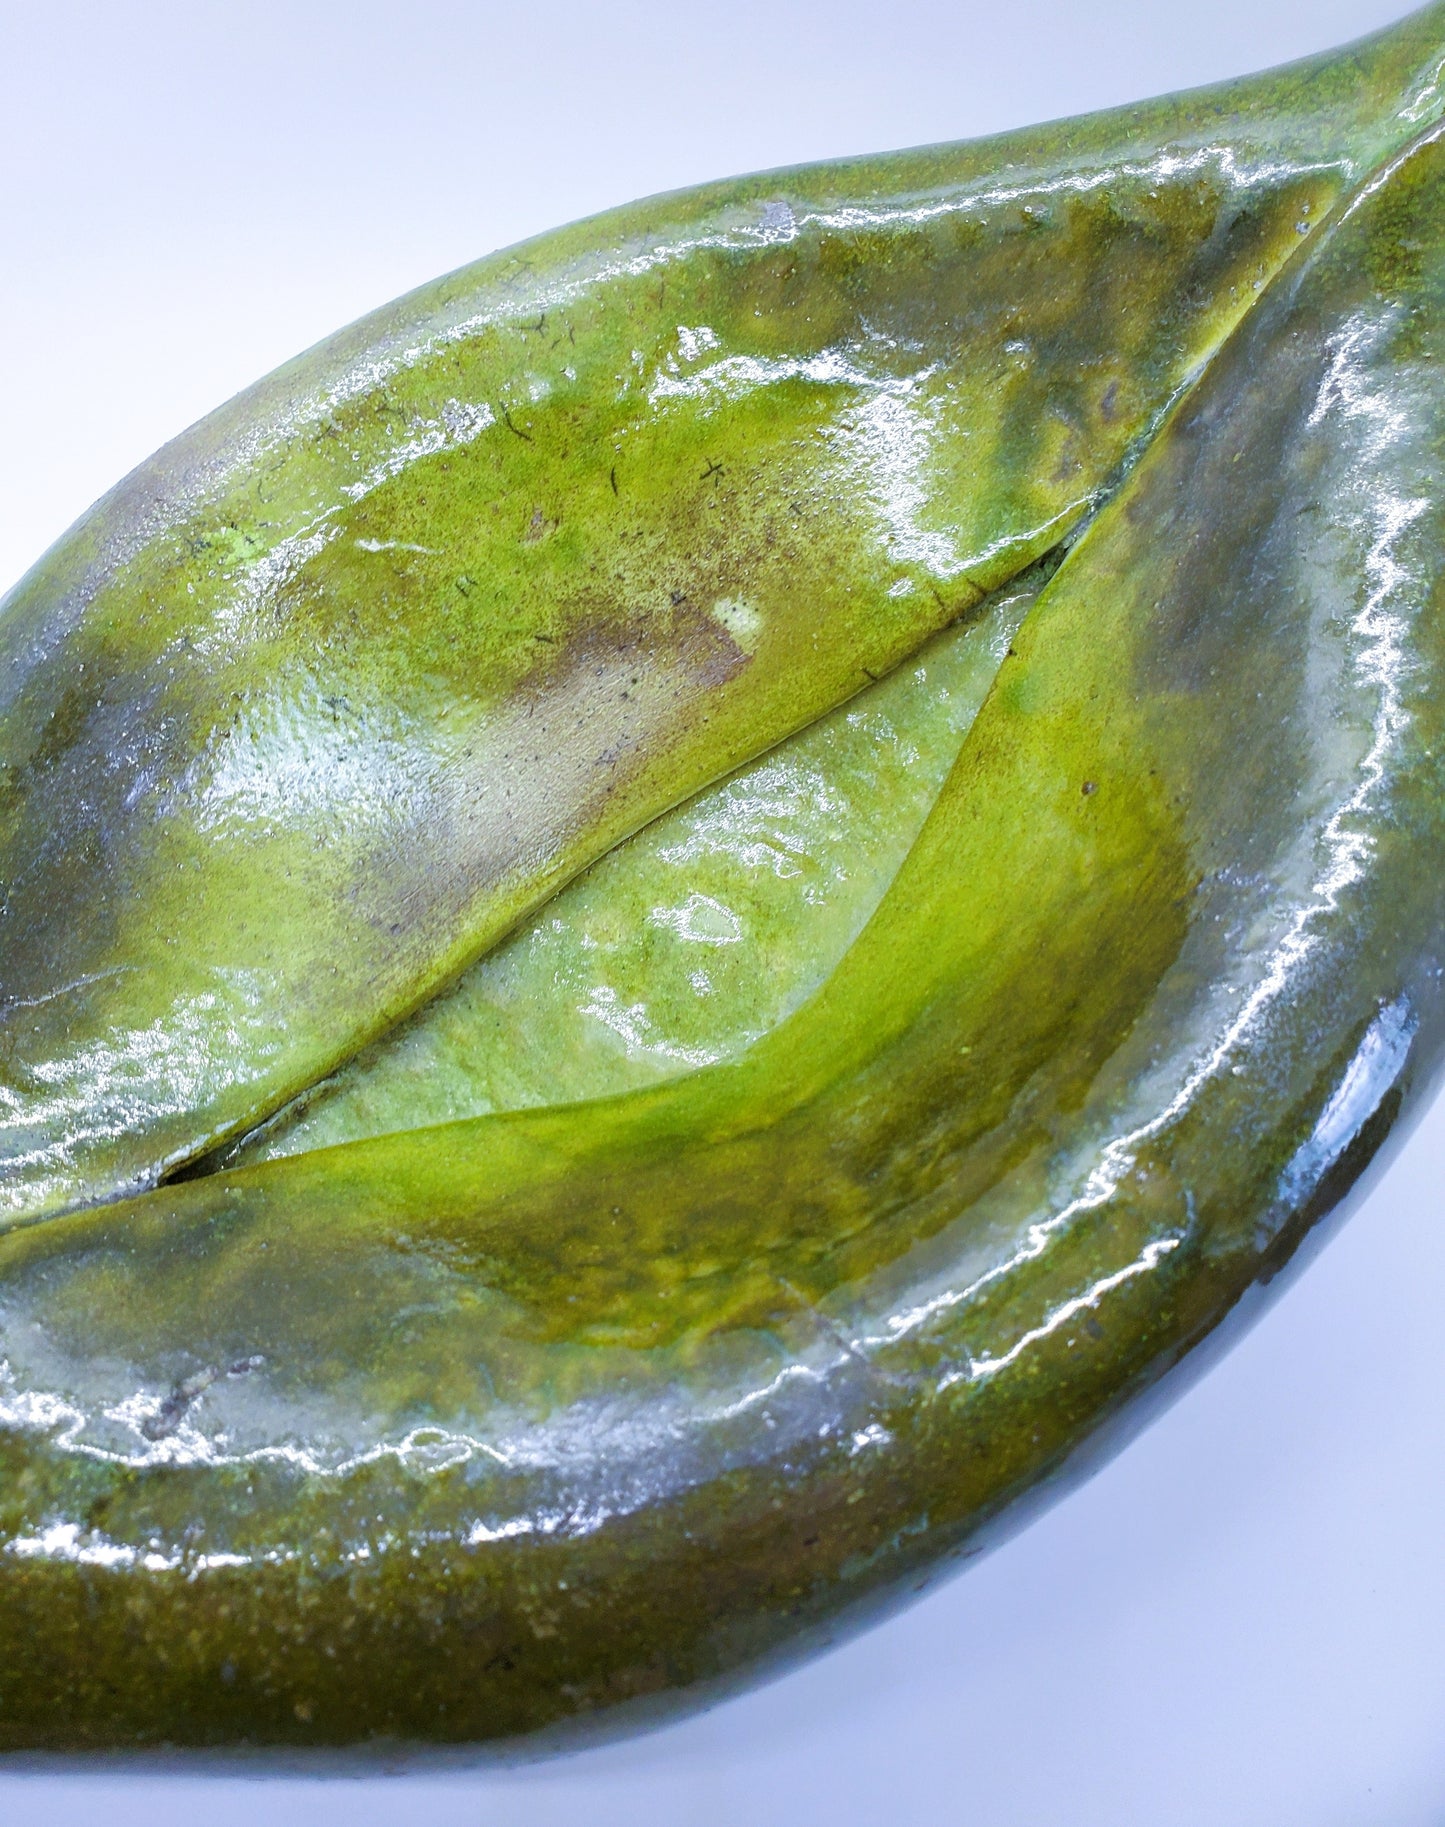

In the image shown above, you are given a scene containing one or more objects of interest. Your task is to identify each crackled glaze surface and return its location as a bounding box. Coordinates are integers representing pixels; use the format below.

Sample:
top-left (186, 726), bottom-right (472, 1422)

top-left (3, 3), bottom-right (1445, 1752)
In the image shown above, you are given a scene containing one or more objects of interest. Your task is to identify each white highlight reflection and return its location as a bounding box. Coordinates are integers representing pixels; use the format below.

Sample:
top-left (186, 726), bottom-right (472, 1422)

top-left (874, 274), bottom-right (1427, 1367)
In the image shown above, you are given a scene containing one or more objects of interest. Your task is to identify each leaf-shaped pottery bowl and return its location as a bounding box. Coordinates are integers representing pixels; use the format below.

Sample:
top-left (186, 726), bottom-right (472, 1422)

top-left (3, 1), bottom-right (1445, 1752)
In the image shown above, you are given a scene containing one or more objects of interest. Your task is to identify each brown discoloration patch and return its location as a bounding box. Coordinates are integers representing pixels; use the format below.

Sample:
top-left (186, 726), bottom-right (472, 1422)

top-left (368, 601), bottom-right (753, 962)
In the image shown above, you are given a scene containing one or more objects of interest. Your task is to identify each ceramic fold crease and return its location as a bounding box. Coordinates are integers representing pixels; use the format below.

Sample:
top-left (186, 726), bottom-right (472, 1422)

top-left (229, 574), bottom-right (1039, 1160)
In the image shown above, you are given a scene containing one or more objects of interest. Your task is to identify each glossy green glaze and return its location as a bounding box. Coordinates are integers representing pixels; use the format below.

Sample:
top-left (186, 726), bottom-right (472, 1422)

top-left (3, 4), bottom-right (1445, 1752)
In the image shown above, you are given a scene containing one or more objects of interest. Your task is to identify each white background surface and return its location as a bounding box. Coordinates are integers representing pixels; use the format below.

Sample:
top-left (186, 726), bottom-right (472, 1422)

top-left (1, 1), bottom-right (1443, 1821)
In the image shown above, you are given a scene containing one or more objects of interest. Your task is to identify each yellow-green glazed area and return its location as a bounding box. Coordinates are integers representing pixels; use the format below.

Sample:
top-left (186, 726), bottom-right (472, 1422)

top-left (4, 0), bottom-right (1445, 1224)
top-left (224, 570), bottom-right (1043, 1159)
top-left (2, 3), bottom-right (1445, 1751)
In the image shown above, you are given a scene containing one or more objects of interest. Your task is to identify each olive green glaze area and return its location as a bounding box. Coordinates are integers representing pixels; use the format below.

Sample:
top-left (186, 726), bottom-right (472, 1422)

top-left (3, 16), bottom-right (1445, 1232)
top-left (5, 70), bottom-right (1445, 1745)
